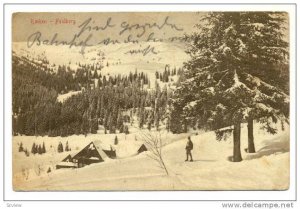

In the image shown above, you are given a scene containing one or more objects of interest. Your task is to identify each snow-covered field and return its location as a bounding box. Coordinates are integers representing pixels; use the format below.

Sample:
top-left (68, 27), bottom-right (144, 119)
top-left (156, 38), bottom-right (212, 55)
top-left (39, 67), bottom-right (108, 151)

top-left (13, 122), bottom-right (289, 191)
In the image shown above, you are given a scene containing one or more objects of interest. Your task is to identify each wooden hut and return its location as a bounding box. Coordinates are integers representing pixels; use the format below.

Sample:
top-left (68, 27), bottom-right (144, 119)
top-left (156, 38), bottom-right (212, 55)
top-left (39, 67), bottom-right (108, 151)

top-left (137, 144), bottom-right (147, 154)
top-left (56, 140), bottom-right (115, 169)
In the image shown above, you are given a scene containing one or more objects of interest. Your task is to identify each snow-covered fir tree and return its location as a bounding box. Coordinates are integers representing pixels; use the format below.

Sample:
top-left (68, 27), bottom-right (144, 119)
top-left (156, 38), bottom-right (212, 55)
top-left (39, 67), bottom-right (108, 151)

top-left (171, 12), bottom-right (289, 162)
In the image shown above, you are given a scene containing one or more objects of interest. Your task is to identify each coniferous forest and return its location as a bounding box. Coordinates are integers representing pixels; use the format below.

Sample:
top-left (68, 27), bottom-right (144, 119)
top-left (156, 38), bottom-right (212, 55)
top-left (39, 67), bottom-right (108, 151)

top-left (12, 54), bottom-right (182, 137)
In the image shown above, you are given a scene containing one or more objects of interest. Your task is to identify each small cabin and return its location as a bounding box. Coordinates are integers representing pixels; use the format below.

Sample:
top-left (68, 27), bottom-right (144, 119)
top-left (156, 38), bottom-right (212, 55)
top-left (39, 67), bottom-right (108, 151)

top-left (137, 144), bottom-right (147, 154)
top-left (56, 140), bottom-right (116, 169)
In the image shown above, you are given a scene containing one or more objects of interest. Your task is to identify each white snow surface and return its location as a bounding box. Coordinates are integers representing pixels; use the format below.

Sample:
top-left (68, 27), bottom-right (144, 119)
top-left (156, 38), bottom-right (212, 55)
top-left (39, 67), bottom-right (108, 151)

top-left (13, 122), bottom-right (289, 191)
top-left (57, 91), bottom-right (81, 103)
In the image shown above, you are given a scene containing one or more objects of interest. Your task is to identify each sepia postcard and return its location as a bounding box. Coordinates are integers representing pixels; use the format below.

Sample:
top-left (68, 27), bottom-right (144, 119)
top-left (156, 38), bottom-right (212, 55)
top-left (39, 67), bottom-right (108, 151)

top-left (12, 12), bottom-right (290, 191)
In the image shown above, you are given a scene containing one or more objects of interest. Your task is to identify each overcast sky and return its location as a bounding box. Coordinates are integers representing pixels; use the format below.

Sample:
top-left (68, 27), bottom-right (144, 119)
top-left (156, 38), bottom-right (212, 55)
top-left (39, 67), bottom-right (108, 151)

top-left (12, 12), bottom-right (201, 44)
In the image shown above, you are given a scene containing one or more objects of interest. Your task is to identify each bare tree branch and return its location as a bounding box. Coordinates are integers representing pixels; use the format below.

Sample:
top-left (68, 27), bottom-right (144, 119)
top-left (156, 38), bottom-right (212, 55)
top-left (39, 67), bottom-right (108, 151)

top-left (138, 130), bottom-right (169, 175)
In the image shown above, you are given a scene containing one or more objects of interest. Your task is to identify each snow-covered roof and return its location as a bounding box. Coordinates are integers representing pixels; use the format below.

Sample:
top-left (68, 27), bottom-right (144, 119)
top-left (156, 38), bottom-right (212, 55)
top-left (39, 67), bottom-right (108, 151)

top-left (90, 140), bottom-right (109, 160)
top-left (67, 140), bottom-right (109, 161)
top-left (57, 161), bottom-right (77, 167)
top-left (89, 157), bottom-right (100, 160)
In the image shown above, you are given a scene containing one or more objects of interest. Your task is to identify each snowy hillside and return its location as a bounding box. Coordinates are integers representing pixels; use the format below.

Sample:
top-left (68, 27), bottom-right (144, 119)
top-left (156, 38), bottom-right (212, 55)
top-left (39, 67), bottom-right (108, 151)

top-left (13, 122), bottom-right (289, 190)
top-left (13, 41), bottom-right (189, 76)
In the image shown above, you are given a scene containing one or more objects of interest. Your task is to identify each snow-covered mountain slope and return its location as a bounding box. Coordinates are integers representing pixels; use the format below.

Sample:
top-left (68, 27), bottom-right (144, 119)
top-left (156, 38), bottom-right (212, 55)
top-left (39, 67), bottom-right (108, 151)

top-left (13, 41), bottom-right (189, 75)
top-left (13, 122), bottom-right (289, 190)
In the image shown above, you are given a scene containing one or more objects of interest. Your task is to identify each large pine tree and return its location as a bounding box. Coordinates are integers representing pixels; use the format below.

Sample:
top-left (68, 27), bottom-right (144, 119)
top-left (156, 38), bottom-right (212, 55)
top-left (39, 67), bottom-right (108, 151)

top-left (173, 12), bottom-right (289, 162)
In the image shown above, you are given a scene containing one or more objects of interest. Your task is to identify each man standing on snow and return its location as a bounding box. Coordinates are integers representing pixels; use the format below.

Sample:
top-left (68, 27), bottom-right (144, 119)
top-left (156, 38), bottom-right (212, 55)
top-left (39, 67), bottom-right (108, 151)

top-left (185, 136), bottom-right (193, 162)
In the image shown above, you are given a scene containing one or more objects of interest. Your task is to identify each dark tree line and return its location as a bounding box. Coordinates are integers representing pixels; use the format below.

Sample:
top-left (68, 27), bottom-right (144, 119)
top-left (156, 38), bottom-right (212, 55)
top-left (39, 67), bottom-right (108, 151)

top-left (155, 66), bottom-right (183, 83)
top-left (13, 55), bottom-right (80, 95)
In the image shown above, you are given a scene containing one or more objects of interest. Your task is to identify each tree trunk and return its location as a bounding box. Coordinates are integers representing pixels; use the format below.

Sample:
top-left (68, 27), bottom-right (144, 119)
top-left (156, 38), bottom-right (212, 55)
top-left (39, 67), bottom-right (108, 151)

top-left (233, 123), bottom-right (242, 162)
top-left (247, 119), bottom-right (256, 153)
